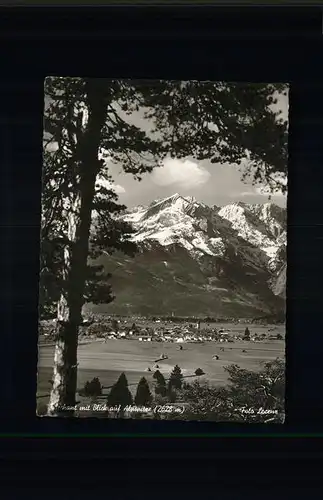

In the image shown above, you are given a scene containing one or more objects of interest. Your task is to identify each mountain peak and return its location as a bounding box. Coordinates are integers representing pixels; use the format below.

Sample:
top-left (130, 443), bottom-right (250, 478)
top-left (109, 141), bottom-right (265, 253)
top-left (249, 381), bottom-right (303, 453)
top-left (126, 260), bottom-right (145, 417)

top-left (96, 194), bottom-right (286, 317)
top-left (183, 195), bottom-right (197, 203)
top-left (149, 193), bottom-right (181, 208)
top-left (228, 201), bottom-right (248, 210)
top-left (164, 193), bottom-right (181, 201)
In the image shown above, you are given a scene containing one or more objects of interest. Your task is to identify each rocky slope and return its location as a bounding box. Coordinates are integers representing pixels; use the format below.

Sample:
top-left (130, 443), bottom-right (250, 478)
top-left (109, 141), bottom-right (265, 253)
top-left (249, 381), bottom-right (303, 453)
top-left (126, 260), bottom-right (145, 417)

top-left (86, 194), bottom-right (286, 318)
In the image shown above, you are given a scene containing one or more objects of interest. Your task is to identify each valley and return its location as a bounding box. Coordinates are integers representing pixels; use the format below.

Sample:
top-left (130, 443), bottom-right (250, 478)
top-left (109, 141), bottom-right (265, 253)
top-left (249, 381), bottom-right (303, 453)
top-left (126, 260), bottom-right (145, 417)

top-left (37, 322), bottom-right (285, 404)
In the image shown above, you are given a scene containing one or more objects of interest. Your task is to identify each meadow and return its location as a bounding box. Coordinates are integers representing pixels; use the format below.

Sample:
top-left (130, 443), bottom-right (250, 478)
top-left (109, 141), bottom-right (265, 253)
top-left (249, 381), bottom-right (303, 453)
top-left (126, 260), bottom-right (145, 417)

top-left (37, 322), bottom-right (285, 407)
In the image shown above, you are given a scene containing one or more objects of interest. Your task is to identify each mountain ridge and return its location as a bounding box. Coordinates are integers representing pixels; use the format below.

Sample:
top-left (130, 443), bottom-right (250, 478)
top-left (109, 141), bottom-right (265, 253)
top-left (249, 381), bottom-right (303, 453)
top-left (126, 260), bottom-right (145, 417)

top-left (86, 194), bottom-right (286, 318)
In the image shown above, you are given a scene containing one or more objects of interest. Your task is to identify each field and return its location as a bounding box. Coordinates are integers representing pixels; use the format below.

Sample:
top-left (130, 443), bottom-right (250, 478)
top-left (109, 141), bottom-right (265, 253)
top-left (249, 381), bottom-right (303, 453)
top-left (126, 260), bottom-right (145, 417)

top-left (37, 322), bottom-right (285, 407)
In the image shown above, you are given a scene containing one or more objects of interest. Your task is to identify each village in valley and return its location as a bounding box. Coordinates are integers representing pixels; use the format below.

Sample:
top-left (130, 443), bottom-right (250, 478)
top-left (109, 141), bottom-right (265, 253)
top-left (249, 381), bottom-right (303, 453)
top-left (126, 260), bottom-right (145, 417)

top-left (40, 314), bottom-right (284, 346)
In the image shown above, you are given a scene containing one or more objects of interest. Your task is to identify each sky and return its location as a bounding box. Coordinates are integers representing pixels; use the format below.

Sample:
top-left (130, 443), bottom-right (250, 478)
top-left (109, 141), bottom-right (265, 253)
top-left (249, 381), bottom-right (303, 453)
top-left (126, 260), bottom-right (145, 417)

top-left (103, 86), bottom-right (289, 210)
top-left (44, 82), bottom-right (289, 209)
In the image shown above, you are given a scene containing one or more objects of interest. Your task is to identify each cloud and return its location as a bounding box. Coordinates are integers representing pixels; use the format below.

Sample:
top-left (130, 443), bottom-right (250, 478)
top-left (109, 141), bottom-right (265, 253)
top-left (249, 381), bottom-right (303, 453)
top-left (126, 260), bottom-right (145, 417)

top-left (151, 158), bottom-right (211, 189)
top-left (96, 177), bottom-right (126, 194)
top-left (239, 191), bottom-right (257, 197)
top-left (238, 186), bottom-right (285, 198)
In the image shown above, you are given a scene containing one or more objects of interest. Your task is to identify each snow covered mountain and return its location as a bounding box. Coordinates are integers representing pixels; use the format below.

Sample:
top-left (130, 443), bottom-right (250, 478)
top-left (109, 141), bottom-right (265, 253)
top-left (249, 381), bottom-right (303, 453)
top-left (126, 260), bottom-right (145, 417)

top-left (87, 194), bottom-right (286, 318)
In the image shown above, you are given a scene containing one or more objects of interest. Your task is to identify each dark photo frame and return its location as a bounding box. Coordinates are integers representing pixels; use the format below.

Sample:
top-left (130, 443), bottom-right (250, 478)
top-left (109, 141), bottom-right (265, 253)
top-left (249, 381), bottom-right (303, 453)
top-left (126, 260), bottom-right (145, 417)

top-left (1, 5), bottom-right (323, 479)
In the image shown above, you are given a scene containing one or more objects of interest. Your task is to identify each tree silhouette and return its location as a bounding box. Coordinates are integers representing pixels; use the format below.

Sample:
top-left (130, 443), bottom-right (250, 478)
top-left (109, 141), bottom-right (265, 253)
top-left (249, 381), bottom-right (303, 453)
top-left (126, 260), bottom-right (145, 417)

top-left (243, 327), bottom-right (251, 340)
top-left (79, 377), bottom-right (102, 399)
top-left (168, 365), bottom-right (183, 390)
top-left (43, 77), bottom-right (159, 415)
top-left (167, 358), bottom-right (285, 423)
top-left (134, 377), bottom-right (153, 406)
top-left (107, 372), bottom-right (133, 418)
top-left (153, 370), bottom-right (167, 397)
top-left (138, 81), bottom-right (288, 194)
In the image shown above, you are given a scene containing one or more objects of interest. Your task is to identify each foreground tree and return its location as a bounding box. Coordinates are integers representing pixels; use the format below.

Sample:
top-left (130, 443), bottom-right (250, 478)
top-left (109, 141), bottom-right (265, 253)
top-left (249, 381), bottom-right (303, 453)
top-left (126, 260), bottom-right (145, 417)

top-left (41, 78), bottom-right (287, 415)
top-left (134, 377), bottom-right (153, 406)
top-left (224, 358), bottom-right (285, 420)
top-left (43, 78), bottom-right (161, 415)
top-left (168, 365), bottom-right (184, 391)
top-left (170, 358), bottom-right (285, 422)
top-left (138, 81), bottom-right (288, 194)
top-left (153, 370), bottom-right (167, 397)
top-left (79, 377), bottom-right (102, 400)
top-left (107, 372), bottom-right (133, 418)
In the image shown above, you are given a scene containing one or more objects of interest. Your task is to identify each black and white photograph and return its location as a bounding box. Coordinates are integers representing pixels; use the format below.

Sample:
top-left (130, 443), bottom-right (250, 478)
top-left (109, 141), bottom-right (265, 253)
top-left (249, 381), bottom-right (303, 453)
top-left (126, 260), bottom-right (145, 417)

top-left (37, 78), bottom-right (287, 422)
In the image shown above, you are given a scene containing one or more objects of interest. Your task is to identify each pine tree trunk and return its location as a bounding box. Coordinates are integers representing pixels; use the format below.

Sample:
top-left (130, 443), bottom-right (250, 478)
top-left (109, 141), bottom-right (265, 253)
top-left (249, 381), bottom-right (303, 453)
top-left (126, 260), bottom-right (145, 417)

top-left (47, 80), bottom-right (108, 417)
top-left (47, 195), bottom-right (86, 417)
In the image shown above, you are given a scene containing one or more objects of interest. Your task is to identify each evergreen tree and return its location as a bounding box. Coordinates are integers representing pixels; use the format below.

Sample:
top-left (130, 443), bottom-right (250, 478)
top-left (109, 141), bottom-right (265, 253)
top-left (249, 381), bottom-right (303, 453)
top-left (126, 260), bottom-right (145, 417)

top-left (243, 327), bottom-right (251, 340)
top-left (42, 78), bottom-right (287, 415)
top-left (89, 377), bottom-right (102, 398)
top-left (134, 377), bottom-right (153, 406)
top-left (168, 365), bottom-right (183, 390)
top-left (138, 81), bottom-right (288, 195)
top-left (107, 372), bottom-right (133, 417)
top-left (153, 370), bottom-right (167, 397)
top-left (80, 377), bottom-right (102, 399)
top-left (42, 77), bottom-right (160, 415)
